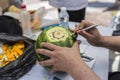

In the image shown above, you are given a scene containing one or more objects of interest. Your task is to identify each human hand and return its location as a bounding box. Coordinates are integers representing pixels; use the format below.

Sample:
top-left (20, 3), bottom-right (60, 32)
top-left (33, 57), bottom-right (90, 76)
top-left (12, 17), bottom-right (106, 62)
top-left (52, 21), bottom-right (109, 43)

top-left (36, 41), bottom-right (82, 74)
top-left (76, 20), bottom-right (104, 46)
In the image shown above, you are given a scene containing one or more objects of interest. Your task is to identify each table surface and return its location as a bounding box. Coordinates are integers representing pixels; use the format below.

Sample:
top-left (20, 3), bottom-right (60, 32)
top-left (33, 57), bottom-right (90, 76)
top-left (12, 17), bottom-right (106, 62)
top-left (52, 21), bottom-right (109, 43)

top-left (19, 22), bottom-right (113, 80)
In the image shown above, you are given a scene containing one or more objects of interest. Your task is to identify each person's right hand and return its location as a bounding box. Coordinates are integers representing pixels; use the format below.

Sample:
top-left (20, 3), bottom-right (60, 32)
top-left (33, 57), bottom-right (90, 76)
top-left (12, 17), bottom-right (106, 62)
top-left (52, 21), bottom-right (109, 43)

top-left (76, 20), bottom-right (104, 47)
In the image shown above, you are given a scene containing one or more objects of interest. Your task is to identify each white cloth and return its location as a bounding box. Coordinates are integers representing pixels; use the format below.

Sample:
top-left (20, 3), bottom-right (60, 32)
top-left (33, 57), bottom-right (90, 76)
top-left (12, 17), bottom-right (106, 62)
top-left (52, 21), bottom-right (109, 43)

top-left (49, 0), bottom-right (88, 10)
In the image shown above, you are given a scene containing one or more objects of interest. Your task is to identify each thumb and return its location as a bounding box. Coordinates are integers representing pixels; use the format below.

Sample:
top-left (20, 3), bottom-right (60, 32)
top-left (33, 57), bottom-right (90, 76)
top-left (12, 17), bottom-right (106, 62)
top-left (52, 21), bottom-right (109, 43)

top-left (72, 41), bottom-right (81, 49)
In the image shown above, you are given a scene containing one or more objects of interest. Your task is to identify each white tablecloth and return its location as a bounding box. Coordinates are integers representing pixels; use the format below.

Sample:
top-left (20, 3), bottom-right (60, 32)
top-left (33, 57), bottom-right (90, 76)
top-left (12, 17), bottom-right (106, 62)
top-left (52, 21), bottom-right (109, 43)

top-left (20, 22), bottom-right (113, 80)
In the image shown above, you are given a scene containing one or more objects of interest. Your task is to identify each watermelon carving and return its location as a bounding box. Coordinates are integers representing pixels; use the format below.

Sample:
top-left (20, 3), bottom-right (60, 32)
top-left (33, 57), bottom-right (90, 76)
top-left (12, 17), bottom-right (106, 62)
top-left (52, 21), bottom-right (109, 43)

top-left (35, 26), bottom-right (75, 70)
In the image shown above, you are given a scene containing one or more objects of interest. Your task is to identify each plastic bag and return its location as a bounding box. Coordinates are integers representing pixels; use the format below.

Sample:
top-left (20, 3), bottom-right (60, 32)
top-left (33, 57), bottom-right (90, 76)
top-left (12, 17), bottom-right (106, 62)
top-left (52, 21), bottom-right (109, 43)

top-left (0, 33), bottom-right (36, 80)
top-left (0, 15), bottom-right (23, 36)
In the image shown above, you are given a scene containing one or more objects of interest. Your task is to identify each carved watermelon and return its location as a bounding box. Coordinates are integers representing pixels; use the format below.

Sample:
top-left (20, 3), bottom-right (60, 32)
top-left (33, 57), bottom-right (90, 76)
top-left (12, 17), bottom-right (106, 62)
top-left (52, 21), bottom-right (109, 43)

top-left (35, 26), bottom-right (75, 70)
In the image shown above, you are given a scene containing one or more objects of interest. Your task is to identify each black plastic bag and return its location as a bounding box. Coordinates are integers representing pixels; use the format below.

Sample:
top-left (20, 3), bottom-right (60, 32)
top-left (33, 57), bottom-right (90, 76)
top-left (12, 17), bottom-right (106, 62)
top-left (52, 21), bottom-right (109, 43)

top-left (0, 33), bottom-right (36, 80)
top-left (0, 15), bottom-right (23, 36)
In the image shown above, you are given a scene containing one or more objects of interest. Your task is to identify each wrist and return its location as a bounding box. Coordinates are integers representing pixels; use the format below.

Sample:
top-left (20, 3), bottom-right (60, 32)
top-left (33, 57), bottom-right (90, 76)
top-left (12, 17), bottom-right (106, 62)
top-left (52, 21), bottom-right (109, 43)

top-left (67, 58), bottom-right (84, 75)
top-left (97, 36), bottom-right (107, 47)
top-left (94, 36), bottom-right (106, 47)
top-left (67, 58), bottom-right (101, 80)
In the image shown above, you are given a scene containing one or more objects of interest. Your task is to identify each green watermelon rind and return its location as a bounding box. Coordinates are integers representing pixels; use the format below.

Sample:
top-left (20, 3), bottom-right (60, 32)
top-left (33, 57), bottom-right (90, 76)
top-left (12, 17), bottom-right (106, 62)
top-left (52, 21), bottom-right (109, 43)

top-left (35, 26), bottom-right (75, 71)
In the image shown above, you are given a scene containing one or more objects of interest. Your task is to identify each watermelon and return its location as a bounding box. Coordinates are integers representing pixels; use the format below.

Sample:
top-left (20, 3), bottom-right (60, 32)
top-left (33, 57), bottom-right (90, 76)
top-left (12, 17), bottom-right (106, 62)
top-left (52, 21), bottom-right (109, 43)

top-left (35, 26), bottom-right (75, 70)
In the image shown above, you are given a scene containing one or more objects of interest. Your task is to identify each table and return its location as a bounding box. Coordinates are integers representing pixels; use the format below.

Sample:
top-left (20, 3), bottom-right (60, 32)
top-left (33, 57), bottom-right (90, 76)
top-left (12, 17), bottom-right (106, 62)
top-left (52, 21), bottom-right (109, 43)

top-left (19, 22), bottom-right (113, 80)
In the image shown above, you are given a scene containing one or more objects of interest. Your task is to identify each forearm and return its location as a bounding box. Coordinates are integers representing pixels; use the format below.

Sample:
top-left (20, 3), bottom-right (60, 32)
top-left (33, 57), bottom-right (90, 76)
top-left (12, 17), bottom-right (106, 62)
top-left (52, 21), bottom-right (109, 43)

top-left (100, 36), bottom-right (120, 52)
top-left (68, 59), bottom-right (100, 80)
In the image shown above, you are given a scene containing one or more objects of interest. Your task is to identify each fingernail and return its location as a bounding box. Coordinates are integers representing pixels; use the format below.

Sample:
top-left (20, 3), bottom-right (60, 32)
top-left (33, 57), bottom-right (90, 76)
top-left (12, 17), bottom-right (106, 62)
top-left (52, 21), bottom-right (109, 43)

top-left (36, 49), bottom-right (41, 53)
top-left (36, 49), bottom-right (39, 53)
top-left (78, 40), bottom-right (81, 44)
top-left (41, 42), bottom-right (45, 45)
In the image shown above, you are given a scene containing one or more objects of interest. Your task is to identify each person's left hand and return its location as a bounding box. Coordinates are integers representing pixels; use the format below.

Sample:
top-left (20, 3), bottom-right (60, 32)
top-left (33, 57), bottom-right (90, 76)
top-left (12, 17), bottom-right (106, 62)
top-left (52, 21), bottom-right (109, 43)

top-left (36, 41), bottom-right (82, 74)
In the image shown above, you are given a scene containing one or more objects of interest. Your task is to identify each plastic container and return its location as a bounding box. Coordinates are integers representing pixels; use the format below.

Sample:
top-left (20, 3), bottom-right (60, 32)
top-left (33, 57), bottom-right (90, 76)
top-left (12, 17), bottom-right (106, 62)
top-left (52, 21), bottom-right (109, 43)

top-left (20, 4), bottom-right (32, 35)
top-left (32, 7), bottom-right (45, 28)
top-left (59, 7), bottom-right (69, 29)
